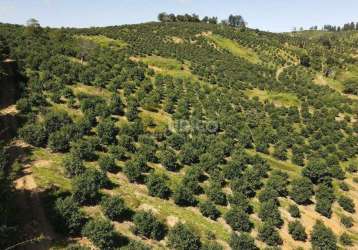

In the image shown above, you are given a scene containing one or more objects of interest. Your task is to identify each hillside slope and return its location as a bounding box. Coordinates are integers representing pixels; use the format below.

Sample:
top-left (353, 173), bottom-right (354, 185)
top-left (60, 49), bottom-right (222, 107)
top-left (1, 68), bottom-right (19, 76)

top-left (0, 21), bottom-right (357, 250)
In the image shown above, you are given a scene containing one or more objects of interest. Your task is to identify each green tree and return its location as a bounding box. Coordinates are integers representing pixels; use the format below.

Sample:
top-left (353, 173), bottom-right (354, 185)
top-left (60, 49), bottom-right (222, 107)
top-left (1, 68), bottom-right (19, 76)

top-left (224, 207), bottom-right (253, 232)
top-left (82, 219), bottom-right (119, 250)
top-left (121, 240), bottom-right (150, 250)
top-left (258, 223), bottom-right (283, 246)
top-left (146, 173), bottom-right (171, 199)
top-left (98, 154), bottom-right (118, 173)
top-left (72, 169), bottom-right (106, 205)
top-left (302, 159), bottom-right (330, 184)
top-left (173, 184), bottom-right (197, 206)
top-left (199, 201), bottom-right (220, 220)
top-left (167, 223), bottom-right (201, 250)
top-left (19, 123), bottom-right (47, 147)
top-left (97, 118), bottom-right (118, 145)
top-left (63, 154), bottom-right (85, 177)
top-left (258, 200), bottom-right (283, 228)
top-left (338, 196), bottom-right (355, 213)
top-left (310, 221), bottom-right (337, 250)
top-left (229, 233), bottom-right (258, 250)
top-left (290, 177), bottom-right (313, 204)
top-left (133, 211), bottom-right (166, 240)
top-left (340, 215), bottom-right (353, 228)
top-left (70, 138), bottom-right (97, 161)
top-left (339, 233), bottom-right (353, 246)
top-left (288, 204), bottom-right (301, 218)
top-left (228, 192), bottom-right (253, 213)
top-left (100, 196), bottom-right (131, 221)
top-left (288, 221), bottom-right (307, 241)
top-left (54, 196), bottom-right (87, 235)
top-left (157, 148), bottom-right (179, 171)
top-left (206, 182), bottom-right (227, 206)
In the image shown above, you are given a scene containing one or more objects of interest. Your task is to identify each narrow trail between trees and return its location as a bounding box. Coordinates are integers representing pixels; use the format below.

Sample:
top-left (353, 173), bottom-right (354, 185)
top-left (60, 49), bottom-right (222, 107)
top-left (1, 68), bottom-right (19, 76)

top-left (276, 65), bottom-right (290, 82)
top-left (12, 140), bottom-right (58, 250)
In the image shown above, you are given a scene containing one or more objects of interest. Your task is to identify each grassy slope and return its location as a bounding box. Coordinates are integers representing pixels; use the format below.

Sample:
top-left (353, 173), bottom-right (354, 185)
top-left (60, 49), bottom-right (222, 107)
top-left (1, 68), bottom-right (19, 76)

top-left (208, 34), bottom-right (261, 64)
top-left (24, 27), bottom-right (358, 249)
top-left (245, 88), bottom-right (300, 107)
top-left (75, 35), bottom-right (127, 49)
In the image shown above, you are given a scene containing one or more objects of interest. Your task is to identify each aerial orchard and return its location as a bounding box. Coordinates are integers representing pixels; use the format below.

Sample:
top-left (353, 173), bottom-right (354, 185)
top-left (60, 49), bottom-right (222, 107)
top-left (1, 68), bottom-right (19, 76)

top-left (1, 15), bottom-right (357, 250)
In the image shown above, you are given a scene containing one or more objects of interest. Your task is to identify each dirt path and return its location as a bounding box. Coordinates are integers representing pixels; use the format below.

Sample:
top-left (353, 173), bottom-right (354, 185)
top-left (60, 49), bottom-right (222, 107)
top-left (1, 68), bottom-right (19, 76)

top-left (12, 141), bottom-right (58, 250)
top-left (276, 65), bottom-right (289, 81)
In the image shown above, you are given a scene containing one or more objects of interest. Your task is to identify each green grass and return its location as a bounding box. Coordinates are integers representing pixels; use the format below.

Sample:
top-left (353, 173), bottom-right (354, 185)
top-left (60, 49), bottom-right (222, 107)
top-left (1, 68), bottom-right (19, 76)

top-left (138, 56), bottom-right (202, 82)
top-left (30, 148), bottom-right (71, 191)
top-left (75, 35), bottom-right (126, 49)
top-left (245, 88), bottom-right (300, 107)
top-left (208, 34), bottom-right (261, 64)
top-left (108, 174), bottom-right (230, 241)
top-left (246, 149), bottom-right (301, 178)
top-left (71, 83), bottom-right (112, 98)
top-left (141, 55), bottom-right (183, 71)
top-left (315, 74), bottom-right (344, 92)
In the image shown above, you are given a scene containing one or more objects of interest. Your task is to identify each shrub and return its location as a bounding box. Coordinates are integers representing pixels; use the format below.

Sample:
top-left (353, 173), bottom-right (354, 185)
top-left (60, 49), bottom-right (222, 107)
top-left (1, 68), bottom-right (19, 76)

top-left (315, 198), bottom-right (333, 218)
top-left (121, 240), bottom-right (150, 250)
top-left (82, 219), bottom-right (119, 250)
top-left (43, 110), bottom-right (72, 134)
top-left (201, 242), bottom-right (223, 250)
top-left (167, 223), bottom-right (201, 250)
top-left (123, 159), bottom-right (146, 183)
top-left (258, 187), bottom-right (279, 204)
top-left (258, 222), bottom-right (283, 246)
top-left (167, 133), bottom-right (185, 150)
top-left (100, 196), bottom-right (131, 221)
top-left (72, 169), bottom-right (104, 205)
top-left (70, 139), bottom-right (97, 161)
top-left (224, 207), bottom-right (253, 232)
top-left (179, 144), bottom-right (199, 165)
top-left (157, 148), bottom-right (179, 171)
top-left (288, 221), bottom-right (307, 241)
top-left (16, 98), bottom-right (32, 113)
top-left (290, 177), bottom-right (313, 204)
top-left (302, 158), bottom-right (330, 184)
top-left (109, 145), bottom-right (127, 160)
top-left (199, 201), bottom-right (220, 220)
top-left (340, 215), bottom-right (353, 228)
top-left (228, 192), bottom-right (252, 213)
top-left (54, 196), bottom-right (87, 235)
top-left (19, 123), bottom-right (47, 147)
top-left (146, 173), bottom-right (171, 199)
top-left (288, 204), bottom-right (301, 218)
top-left (206, 182), bottom-right (227, 206)
top-left (339, 233), bottom-right (353, 246)
top-left (229, 233), bottom-right (258, 250)
top-left (65, 244), bottom-right (90, 250)
top-left (63, 154), bottom-right (85, 177)
top-left (98, 154), bottom-right (118, 173)
top-left (347, 164), bottom-right (357, 173)
top-left (133, 211), bottom-right (166, 240)
top-left (338, 196), bottom-right (355, 213)
top-left (339, 182), bottom-right (349, 191)
top-left (97, 118), bottom-right (118, 145)
top-left (48, 126), bottom-right (73, 152)
top-left (310, 221), bottom-right (337, 250)
top-left (173, 184), bottom-right (197, 206)
top-left (258, 200), bottom-right (283, 228)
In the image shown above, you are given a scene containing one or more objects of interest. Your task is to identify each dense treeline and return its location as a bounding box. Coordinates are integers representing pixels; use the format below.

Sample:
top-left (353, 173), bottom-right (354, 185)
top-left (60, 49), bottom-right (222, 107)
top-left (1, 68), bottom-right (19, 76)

top-left (158, 12), bottom-right (246, 27)
top-left (321, 22), bottom-right (358, 32)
